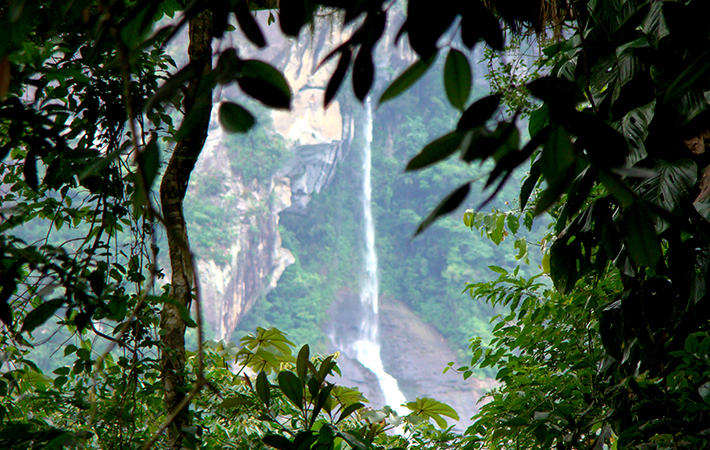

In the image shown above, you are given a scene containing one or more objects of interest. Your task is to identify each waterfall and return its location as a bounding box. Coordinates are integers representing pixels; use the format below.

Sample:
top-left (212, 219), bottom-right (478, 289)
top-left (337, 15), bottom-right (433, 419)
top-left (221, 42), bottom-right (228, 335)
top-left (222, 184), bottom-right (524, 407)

top-left (351, 98), bottom-right (408, 415)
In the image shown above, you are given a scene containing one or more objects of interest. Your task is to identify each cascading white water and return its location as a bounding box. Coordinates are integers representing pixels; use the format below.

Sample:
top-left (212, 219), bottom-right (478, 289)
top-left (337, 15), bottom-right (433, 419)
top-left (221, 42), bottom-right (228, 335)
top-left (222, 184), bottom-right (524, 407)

top-left (352, 98), bottom-right (408, 415)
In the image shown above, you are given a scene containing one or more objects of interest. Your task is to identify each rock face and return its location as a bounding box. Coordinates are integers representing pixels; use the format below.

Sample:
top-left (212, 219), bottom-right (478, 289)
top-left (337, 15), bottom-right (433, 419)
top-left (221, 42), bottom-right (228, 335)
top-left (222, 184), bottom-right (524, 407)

top-left (326, 291), bottom-right (495, 428)
top-left (195, 17), bottom-right (360, 339)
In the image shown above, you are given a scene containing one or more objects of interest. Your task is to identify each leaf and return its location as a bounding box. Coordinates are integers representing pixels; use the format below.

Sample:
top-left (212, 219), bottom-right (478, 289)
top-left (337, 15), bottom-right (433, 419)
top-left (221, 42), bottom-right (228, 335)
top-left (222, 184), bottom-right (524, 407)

top-left (520, 159), bottom-right (542, 210)
top-left (665, 50), bottom-right (710, 103)
top-left (527, 76), bottom-right (583, 110)
top-left (622, 201), bottom-right (662, 269)
top-left (22, 299), bottom-right (64, 333)
top-left (337, 402), bottom-right (364, 424)
top-left (324, 49), bottom-right (351, 108)
top-left (262, 434), bottom-right (294, 450)
top-left (353, 45), bottom-right (374, 102)
top-left (457, 94), bottom-right (501, 132)
top-left (23, 149), bottom-right (38, 191)
top-left (139, 137), bottom-right (160, 190)
top-left (278, 371), bottom-right (304, 410)
top-left (146, 59), bottom-right (204, 112)
top-left (405, 397), bottom-right (459, 428)
top-left (219, 101), bottom-right (255, 133)
top-left (234, 0), bottom-right (266, 48)
top-left (444, 49), bottom-right (472, 110)
top-left (406, 132), bottom-right (463, 171)
top-left (415, 183), bottom-right (471, 236)
top-left (0, 274), bottom-right (15, 328)
top-left (256, 371), bottom-right (270, 407)
top-left (296, 344), bottom-right (309, 382)
top-left (541, 126), bottom-right (576, 185)
top-left (637, 159), bottom-right (697, 217)
top-left (528, 104), bottom-right (550, 138)
top-left (217, 396), bottom-right (251, 409)
top-left (238, 60), bottom-right (292, 109)
top-left (379, 54), bottom-right (436, 104)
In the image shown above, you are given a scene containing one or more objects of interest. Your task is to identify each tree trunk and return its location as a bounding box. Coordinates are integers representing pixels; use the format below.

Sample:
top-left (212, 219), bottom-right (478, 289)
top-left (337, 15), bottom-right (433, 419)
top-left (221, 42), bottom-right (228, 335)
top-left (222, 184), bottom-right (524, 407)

top-left (159, 9), bottom-right (212, 450)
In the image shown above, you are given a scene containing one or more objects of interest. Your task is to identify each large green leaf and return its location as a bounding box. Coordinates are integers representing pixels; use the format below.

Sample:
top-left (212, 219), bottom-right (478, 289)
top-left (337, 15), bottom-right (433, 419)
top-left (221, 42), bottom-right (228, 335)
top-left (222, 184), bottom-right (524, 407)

top-left (618, 101), bottom-right (654, 164)
top-left (218, 101), bottom-right (255, 133)
top-left (444, 49), bottom-right (471, 111)
top-left (238, 60), bottom-right (292, 109)
top-left (379, 54), bottom-right (436, 104)
top-left (415, 183), bottom-right (470, 236)
top-left (406, 131), bottom-right (463, 171)
top-left (256, 371), bottom-right (271, 407)
top-left (278, 371), bottom-right (304, 410)
top-left (541, 126), bottom-right (575, 185)
top-left (637, 159), bottom-right (697, 217)
top-left (457, 94), bottom-right (501, 132)
top-left (21, 299), bottom-right (64, 333)
top-left (325, 49), bottom-right (351, 108)
top-left (405, 397), bottom-right (459, 428)
top-left (621, 201), bottom-right (662, 269)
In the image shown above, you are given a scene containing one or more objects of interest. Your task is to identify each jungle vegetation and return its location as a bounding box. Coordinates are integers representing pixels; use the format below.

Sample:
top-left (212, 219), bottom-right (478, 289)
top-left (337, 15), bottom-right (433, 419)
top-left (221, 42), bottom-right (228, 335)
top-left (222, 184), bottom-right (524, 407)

top-left (1, 0), bottom-right (710, 449)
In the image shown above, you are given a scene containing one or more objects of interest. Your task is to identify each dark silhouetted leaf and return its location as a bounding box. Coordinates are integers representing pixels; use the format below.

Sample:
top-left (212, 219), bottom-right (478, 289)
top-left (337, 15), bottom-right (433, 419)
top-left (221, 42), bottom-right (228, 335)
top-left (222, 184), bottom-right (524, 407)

top-left (23, 149), bottom-right (37, 191)
top-left (0, 274), bottom-right (16, 328)
top-left (325, 49), bottom-right (351, 108)
top-left (416, 183), bottom-right (470, 236)
top-left (353, 46), bottom-right (374, 102)
top-left (637, 159), bottom-right (697, 227)
top-left (520, 159), bottom-right (542, 210)
top-left (263, 434), bottom-right (294, 450)
top-left (146, 59), bottom-right (203, 112)
top-left (278, 371), bottom-right (304, 410)
top-left (569, 111), bottom-right (629, 169)
top-left (296, 344), bottom-right (309, 382)
top-left (139, 137), bottom-right (160, 190)
top-left (279, 0), bottom-right (307, 37)
top-left (406, 132), bottom-right (463, 171)
top-left (219, 101), bottom-right (255, 133)
top-left (527, 76), bottom-right (583, 110)
top-left (622, 201), bottom-right (662, 269)
top-left (256, 371), bottom-right (270, 407)
top-left (22, 299), bottom-right (64, 333)
top-left (238, 60), bottom-right (291, 109)
top-left (444, 49), bottom-right (472, 110)
top-left (461, 3), bottom-right (503, 50)
top-left (457, 94), bottom-right (501, 131)
top-left (379, 54), bottom-right (436, 104)
top-left (234, 0), bottom-right (266, 48)
top-left (528, 104), bottom-right (550, 137)
top-left (665, 50), bottom-right (710, 102)
top-left (541, 126), bottom-right (576, 185)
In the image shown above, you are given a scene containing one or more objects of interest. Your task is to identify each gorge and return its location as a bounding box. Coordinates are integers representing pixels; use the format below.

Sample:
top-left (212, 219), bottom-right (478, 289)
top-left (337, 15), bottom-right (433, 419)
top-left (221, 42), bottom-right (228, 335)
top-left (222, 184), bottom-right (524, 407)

top-left (182, 11), bottom-right (517, 424)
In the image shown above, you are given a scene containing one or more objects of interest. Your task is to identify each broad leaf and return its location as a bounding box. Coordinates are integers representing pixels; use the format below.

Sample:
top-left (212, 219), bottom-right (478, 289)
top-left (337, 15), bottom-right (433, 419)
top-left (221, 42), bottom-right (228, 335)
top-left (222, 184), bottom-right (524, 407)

top-left (405, 397), bottom-right (459, 428)
top-left (234, 0), bottom-right (266, 48)
top-left (622, 201), bottom-right (662, 269)
top-left (22, 299), bottom-right (64, 333)
top-left (217, 396), bottom-right (251, 409)
top-left (325, 49), bottom-right (351, 108)
top-left (541, 126), bottom-right (575, 185)
top-left (406, 132), bottom-right (463, 171)
top-left (278, 371), bottom-right (304, 410)
top-left (219, 101), bottom-right (255, 133)
top-left (353, 46), bottom-right (374, 102)
top-left (238, 60), bottom-right (291, 109)
top-left (379, 54), bottom-right (436, 104)
top-left (457, 94), bottom-right (501, 132)
top-left (416, 183), bottom-right (470, 236)
top-left (263, 434), bottom-right (294, 450)
top-left (337, 402), bottom-right (364, 424)
top-left (444, 49), bottom-right (471, 110)
top-left (256, 371), bottom-right (270, 407)
top-left (296, 344), bottom-right (309, 382)
top-left (637, 159), bottom-right (697, 231)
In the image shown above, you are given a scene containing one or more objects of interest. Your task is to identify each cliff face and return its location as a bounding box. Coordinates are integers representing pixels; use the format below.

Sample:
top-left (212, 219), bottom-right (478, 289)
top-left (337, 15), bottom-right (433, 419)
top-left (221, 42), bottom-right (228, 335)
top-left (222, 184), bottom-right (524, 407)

top-left (193, 17), bottom-right (362, 340)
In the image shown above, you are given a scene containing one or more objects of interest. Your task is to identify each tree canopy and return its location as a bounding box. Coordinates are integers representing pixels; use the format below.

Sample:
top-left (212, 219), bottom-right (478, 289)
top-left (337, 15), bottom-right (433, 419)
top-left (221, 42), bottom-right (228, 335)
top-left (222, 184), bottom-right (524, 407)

top-left (1, 0), bottom-right (710, 449)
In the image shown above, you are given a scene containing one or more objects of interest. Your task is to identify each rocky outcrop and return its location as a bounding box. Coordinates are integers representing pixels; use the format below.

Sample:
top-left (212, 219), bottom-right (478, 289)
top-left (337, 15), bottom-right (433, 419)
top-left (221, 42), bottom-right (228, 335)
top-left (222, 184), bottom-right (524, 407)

top-left (325, 291), bottom-right (496, 429)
